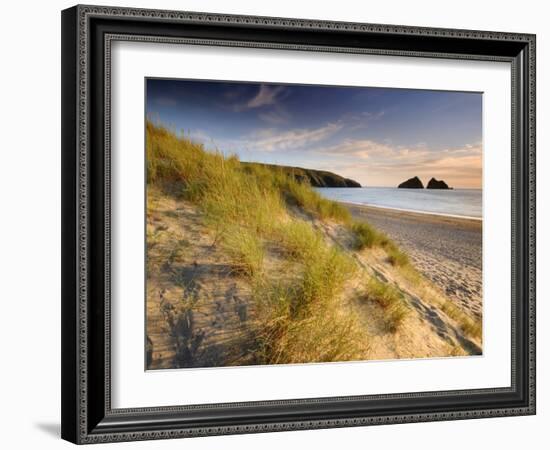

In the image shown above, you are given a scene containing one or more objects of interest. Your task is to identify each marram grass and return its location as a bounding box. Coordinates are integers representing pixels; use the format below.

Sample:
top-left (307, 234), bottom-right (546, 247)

top-left (366, 277), bottom-right (409, 332)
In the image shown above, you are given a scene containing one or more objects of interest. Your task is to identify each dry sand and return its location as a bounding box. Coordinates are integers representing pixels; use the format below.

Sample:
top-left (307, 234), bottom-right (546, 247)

top-left (344, 203), bottom-right (483, 319)
top-left (146, 193), bottom-right (259, 370)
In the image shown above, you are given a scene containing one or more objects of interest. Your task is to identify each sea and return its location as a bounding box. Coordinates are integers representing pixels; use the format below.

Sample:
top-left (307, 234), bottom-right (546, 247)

top-left (315, 187), bottom-right (482, 219)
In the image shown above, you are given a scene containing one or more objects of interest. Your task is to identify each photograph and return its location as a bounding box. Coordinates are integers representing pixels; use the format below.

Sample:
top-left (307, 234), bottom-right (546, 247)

top-left (145, 79), bottom-right (483, 370)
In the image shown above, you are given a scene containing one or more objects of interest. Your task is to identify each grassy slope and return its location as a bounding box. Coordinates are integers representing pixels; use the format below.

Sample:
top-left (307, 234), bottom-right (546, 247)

top-left (146, 122), bottom-right (481, 367)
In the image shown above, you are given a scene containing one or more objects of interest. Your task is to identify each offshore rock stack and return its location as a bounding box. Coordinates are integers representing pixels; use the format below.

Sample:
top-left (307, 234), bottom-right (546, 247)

top-left (397, 176), bottom-right (424, 189)
top-left (426, 177), bottom-right (451, 189)
top-left (398, 176), bottom-right (451, 189)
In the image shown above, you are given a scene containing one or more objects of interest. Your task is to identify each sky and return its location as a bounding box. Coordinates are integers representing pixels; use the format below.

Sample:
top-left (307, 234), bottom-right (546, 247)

top-left (146, 78), bottom-right (482, 188)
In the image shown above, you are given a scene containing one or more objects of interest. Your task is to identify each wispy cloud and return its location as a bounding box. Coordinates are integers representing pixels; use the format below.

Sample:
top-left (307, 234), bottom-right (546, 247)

top-left (232, 85), bottom-right (287, 112)
top-left (258, 109), bottom-right (291, 125)
top-left (219, 122), bottom-right (343, 153)
top-left (247, 85), bottom-right (286, 108)
top-left (237, 109), bottom-right (387, 150)
top-left (317, 139), bottom-right (395, 160)
top-left (345, 111), bottom-right (386, 131)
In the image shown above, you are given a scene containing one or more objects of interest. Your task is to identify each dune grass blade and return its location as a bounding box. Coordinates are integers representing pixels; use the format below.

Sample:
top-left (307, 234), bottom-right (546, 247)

top-left (385, 243), bottom-right (410, 267)
top-left (282, 177), bottom-right (352, 222)
top-left (221, 227), bottom-right (265, 278)
top-left (366, 277), bottom-right (409, 332)
top-left (351, 221), bottom-right (388, 249)
top-left (253, 278), bottom-right (366, 365)
top-left (350, 220), bottom-right (411, 268)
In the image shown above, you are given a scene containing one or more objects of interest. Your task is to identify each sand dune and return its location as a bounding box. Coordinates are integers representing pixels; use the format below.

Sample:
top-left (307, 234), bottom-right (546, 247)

top-left (146, 190), bottom-right (482, 370)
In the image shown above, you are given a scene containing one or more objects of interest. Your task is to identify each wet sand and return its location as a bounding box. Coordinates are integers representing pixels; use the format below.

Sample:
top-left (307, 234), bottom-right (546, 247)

top-left (344, 203), bottom-right (482, 319)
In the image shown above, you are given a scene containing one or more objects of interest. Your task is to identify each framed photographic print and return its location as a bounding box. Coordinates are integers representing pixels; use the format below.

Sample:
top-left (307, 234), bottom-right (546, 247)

top-left (61, 5), bottom-right (536, 444)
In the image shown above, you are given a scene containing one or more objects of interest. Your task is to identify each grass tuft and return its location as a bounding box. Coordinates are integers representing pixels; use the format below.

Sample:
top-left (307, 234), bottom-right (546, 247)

top-left (276, 221), bottom-right (324, 261)
top-left (439, 300), bottom-right (482, 341)
top-left (385, 243), bottom-right (410, 267)
top-left (299, 246), bottom-right (356, 313)
top-left (282, 177), bottom-right (352, 222)
top-left (253, 277), bottom-right (366, 364)
top-left (350, 220), bottom-right (410, 268)
top-left (366, 277), bottom-right (409, 332)
top-left (351, 221), bottom-right (388, 249)
top-left (221, 227), bottom-right (265, 278)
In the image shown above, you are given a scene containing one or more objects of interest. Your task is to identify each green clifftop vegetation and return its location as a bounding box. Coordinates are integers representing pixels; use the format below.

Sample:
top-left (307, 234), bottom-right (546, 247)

top-left (242, 162), bottom-right (361, 188)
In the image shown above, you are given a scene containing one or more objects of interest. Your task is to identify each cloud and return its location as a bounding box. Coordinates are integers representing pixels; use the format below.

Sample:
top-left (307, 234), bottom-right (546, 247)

top-left (346, 110), bottom-right (386, 131)
top-left (233, 85), bottom-right (287, 112)
top-left (317, 139), bottom-right (396, 160)
top-left (227, 122), bottom-right (343, 153)
top-left (258, 109), bottom-right (291, 125)
top-left (247, 85), bottom-right (286, 108)
top-left (242, 111), bottom-right (388, 155)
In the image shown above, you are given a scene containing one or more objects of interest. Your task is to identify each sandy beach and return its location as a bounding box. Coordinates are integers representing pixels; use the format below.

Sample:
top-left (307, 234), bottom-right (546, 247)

top-left (344, 203), bottom-right (482, 319)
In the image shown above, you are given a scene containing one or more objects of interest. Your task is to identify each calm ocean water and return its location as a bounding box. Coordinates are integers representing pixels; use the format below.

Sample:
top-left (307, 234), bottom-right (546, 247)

top-left (315, 187), bottom-right (482, 219)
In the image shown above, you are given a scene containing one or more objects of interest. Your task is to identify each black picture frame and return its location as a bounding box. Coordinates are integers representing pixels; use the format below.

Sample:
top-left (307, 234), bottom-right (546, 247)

top-left (61, 4), bottom-right (536, 444)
